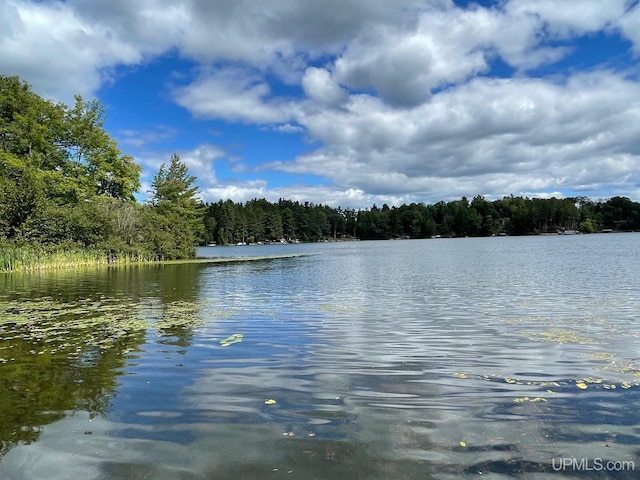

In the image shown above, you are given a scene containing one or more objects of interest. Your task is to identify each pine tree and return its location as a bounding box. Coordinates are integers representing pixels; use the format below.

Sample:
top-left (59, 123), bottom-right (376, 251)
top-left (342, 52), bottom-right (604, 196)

top-left (144, 154), bottom-right (204, 259)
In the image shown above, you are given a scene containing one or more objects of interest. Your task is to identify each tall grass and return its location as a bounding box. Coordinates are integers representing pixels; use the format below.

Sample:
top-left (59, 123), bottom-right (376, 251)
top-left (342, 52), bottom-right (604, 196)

top-left (0, 244), bottom-right (157, 273)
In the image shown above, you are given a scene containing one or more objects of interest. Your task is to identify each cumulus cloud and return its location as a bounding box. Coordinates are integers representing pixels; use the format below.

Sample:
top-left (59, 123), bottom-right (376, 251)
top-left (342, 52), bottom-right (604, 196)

top-left (329, 2), bottom-right (592, 106)
top-left (172, 68), bottom-right (298, 123)
top-left (200, 181), bottom-right (405, 210)
top-left (265, 124), bottom-right (305, 134)
top-left (200, 180), bottom-right (269, 205)
top-left (618, 2), bottom-right (640, 54)
top-left (301, 67), bottom-right (348, 107)
top-left (3, 0), bottom-right (640, 205)
top-left (334, 7), bottom-right (492, 106)
top-left (174, 0), bottom-right (438, 64)
top-left (65, 0), bottom-right (187, 53)
top-left (135, 143), bottom-right (226, 202)
top-left (179, 143), bottom-right (226, 182)
top-left (0, 0), bottom-right (144, 102)
top-left (505, 0), bottom-right (629, 37)
top-left (275, 70), bottom-right (640, 202)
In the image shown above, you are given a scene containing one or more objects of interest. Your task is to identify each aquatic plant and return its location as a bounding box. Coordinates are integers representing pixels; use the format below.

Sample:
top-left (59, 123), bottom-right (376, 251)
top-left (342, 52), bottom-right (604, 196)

top-left (220, 333), bottom-right (244, 347)
top-left (0, 244), bottom-right (156, 273)
top-left (0, 245), bottom-right (310, 273)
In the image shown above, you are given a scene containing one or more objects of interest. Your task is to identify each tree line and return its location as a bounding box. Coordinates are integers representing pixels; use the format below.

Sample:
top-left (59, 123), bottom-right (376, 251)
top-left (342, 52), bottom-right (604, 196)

top-left (203, 195), bottom-right (640, 244)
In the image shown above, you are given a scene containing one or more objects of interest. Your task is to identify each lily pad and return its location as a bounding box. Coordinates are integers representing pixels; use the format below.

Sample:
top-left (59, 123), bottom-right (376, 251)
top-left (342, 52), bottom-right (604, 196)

top-left (220, 333), bottom-right (244, 347)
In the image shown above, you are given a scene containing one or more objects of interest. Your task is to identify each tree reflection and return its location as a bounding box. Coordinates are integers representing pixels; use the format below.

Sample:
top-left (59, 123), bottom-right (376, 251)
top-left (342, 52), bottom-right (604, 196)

top-left (0, 262), bottom-right (206, 458)
top-left (153, 263), bottom-right (202, 348)
top-left (0, 316), bottom-right (145, 457)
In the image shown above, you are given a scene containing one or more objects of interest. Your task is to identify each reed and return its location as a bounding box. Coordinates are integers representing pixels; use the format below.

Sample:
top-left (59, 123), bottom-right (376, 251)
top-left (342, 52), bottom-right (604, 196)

top-left (0, 244), bottom-right (156, 273)
top-left (0, 242), bottom-right (310, 273)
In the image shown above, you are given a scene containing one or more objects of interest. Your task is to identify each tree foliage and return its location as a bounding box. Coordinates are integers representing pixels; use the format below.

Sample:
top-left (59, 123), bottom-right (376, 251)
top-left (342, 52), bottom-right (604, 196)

top-left (203, 195), bottom-right (640, 244)
top-left (0, 76), bottom-right (202, 262)
top-left (144, 154), bottom-right (204, 259)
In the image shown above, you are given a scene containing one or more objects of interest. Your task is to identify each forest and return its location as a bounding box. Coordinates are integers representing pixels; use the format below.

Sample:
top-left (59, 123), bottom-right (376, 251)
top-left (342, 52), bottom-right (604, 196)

top-left (2, 75), bottom-right (640, 270)
top-left (202, 195), bottom-right (640, 245)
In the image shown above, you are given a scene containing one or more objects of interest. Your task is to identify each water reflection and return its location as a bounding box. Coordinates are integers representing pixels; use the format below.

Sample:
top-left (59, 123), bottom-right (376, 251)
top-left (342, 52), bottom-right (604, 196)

top-left (1, 236), bottom-right (640, 478)
top-left (0, 309), bottom-right (145, 458)
top-left (0, 263), bottom-right (206, 462)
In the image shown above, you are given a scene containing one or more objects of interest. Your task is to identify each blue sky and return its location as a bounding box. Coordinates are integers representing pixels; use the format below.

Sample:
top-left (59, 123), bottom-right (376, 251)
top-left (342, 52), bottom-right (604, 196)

top-left (2, 0), bottom-right (640, 208)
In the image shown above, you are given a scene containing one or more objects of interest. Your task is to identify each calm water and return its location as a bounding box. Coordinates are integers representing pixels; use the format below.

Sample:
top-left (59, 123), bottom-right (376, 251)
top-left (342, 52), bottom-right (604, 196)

top-left (1, 235), bottom-right (640, 479)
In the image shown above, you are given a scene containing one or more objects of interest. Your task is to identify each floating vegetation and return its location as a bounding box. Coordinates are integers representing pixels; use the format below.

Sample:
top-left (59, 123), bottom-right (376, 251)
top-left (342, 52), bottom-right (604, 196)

top-left (502, 315), bottom-right (550, 325)
top-left (599, 359), bottom-right (640, 377)
top-left (588, 352), bottom-right (616, 362)
top-left (155, 301), bottom-right (205, 331)
top-left (0, 297), bottom-right (154, 453)
top-left (517, 329), bottom-right (596, 344)
top-left (451, 372), bottom-right (640, 400)
top-left (580, 377), bottom-right (603, 384)
top-left (220, 333), bottom-right (244, 347)
top-left (0, 296), bottom-right (210, 360)
top-left (513, 397), bottom-right (548, 403)
top-left (318, 304), bottom-right (365, 313)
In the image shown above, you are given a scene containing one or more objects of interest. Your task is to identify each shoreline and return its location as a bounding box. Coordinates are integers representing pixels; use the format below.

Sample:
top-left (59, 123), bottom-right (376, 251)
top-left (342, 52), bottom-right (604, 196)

top-left (163, 253), bottom-right (313, 265)
top-left (1, 252), bottom-right (313, 274)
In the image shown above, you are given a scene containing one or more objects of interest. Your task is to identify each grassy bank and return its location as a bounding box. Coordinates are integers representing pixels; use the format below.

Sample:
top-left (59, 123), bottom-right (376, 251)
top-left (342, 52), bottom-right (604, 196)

top-left (0, 244), bottom-right (156, 273)
top-left (0, 243), bottom-right (311, 273)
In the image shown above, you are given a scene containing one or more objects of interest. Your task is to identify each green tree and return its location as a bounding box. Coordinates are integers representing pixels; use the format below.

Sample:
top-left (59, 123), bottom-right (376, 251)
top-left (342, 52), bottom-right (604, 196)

top-left (0, 75), bottom-right (65, 167)
top-left (61, 96), bottom-right (141, 201)
top-left (145, 154), bottom-right (204, 259)
top-left (0, 76), bottom-right (141, 250)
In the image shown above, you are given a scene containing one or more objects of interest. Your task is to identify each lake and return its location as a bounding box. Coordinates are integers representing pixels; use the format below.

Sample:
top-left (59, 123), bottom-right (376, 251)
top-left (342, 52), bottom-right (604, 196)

top-left (1, 234), bottom-right (639, 479)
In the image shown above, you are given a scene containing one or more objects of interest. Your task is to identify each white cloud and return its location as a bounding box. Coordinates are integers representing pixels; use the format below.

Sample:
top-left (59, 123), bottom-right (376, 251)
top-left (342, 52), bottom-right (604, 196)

top-left (199, 181), bottom-right (406, 210)
top-left (179, 143), bottom-right (226, 184)
top-left (333, 7), bottom-right (492, 106)
top-left (117, 126), bottom-right (179, 149)
top-left (301, 67), bottom-right (348, 107)
top-left (172, 68), bottom-right (298, 124)
top-left (505, 0), bottom-right (629, 37)
top-left (328, 2), bottom-right (599, 107)
top-left (174, 0), bottom-right (439, 64)
top-left (3, 0), bottom-right (640, 206)
top-left (0, 0), bottom-right (461, 106)
top-left (618, 2), bottom-right (640, 54)
top-left (200, 180), bottom-right (269, 205)
top-left (135, 143), bottom-right (226, 202)
top-left (65, 0), bottom-right (187, 53)
top-left (0, 0), bottom-right (145, 102)
top-left (267, 124), bottom-right (305, 134)
top-left (270, 70), bottom-right (640, 203)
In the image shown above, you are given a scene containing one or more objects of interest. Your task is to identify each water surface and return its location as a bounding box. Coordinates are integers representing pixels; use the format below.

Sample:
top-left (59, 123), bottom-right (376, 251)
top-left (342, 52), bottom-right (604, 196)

top-left (1, 235), bottom-right (639, 479)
